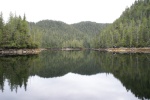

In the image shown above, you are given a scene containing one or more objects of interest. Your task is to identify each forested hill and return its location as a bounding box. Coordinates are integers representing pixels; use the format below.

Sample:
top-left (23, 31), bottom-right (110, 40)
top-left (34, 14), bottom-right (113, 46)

top-left (94, 0), bottom-right (150, 48)
top-left (71, 21), bottom-right (109, 35)
top-left (29, 20), bottom-right (108, 48)
top-left (1, 0), bottom-right (149, 49)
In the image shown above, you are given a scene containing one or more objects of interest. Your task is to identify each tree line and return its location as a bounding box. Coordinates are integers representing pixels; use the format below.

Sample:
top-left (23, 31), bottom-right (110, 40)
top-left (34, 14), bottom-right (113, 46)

top-left (28, 0), bottom-right (150, 49)
top-left (0, 12), bottom-right (38, 49)
top-left (29, 20), bottom-right (108, 48)
top-left (0, 0), bottom-right (149, 49)
top-left (94, 0), bottom-right (150, 48)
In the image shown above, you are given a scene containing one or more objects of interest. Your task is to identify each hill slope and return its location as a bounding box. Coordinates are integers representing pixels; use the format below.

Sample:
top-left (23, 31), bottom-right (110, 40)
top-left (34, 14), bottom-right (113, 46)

top-left (94, 0), bottom-right (150, 48)
top-left (29, 20), bottom-right (108, 48)
top-left (71, 21), bottom-right (109, 35)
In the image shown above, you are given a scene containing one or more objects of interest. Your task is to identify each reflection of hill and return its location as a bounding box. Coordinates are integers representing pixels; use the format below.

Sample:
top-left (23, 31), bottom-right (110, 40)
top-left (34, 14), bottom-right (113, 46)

top-left (114, 55), bottom-right (150, 100)
top-left (31, 51), bottom-right (105, 78)
top-left (99, 53), bottom-right (150, 99)
top-left (28, 51), bottom-right (150, 100)
top-left (0, 51), bottom-right (150, 99)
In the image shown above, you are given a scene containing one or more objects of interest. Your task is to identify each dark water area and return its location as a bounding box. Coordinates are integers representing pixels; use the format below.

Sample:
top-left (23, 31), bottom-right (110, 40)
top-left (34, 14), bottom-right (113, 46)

top-left (0, 50), bottom-right (150, 100)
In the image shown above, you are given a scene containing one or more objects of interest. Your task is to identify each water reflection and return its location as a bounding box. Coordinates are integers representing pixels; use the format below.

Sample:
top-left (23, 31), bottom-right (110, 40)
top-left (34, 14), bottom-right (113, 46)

top-left (0, 73), bottom-right (139, 100)
top-left (0, 51), bottom-right (150, 100)
top-left (0, 55), bottom-right (38, 92)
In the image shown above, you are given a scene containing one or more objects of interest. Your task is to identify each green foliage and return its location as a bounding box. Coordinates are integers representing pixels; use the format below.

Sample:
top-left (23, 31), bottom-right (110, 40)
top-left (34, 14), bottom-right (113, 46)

top-left (72, 21), bottom-right (109, 48)
top-left (0, 12), bottom-right (38, 49)
top-left (29, 20), bottom-right (108, 48)
top-left (0, 12), bottom-right (4, 47)
top-left (94, 0), bottom-right (150, 48)
top-left (72, 21), bottom-right (108, 35)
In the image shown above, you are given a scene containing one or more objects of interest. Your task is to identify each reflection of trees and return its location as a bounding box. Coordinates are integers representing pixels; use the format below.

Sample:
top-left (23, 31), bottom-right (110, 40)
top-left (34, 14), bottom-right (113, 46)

top-left (114, 54), bottom-right (150, 100)
top-left (0, 51), bottom-right (150, 99)
top-left (31, 51), bottom-right (104, 77)
top-left (0, 67), bottom-right (4, 92)
top-left (0, 55), bottom-right (38, 92)
top-left (99, 53), bottom-right (150, 100)
top-left (34, 51), bottom-right (150, 99)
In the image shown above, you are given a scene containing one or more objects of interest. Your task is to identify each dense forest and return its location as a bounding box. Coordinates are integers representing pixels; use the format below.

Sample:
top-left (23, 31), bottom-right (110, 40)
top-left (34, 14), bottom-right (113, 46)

top-left (0, 13), bottom-right (38, 49)
top-left (28, 0), bottom-right (150, 49)
top-left (29, 20), bottom-right (108, 48)
top-left (0, 0), bottom-right (149, 49)
top-left (94, 0), bottom-right (150, 48)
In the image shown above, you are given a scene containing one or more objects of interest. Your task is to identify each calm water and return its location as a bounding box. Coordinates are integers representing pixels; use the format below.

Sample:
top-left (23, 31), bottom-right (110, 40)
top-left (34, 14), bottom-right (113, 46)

top-left (0, 51), bottom-right (150, 100)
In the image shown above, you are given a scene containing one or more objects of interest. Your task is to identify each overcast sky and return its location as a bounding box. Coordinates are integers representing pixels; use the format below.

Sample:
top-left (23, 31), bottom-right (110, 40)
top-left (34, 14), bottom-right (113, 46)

top-left (0, 0), bottom-right (135, 24)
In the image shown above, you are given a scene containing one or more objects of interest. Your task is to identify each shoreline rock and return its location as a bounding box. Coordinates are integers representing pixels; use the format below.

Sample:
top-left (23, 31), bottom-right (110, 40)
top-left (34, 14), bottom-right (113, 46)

top-left (46, 47), bottom-right (150, 53)
top-left (91, 47), bottom-right (150, 53)
top-left (100, 47), bottom-right (150, 53)
top-left (0, 48), bottom-right (43, 56)
top-left (47, 48), bottom-right (83, 51)
top-left (2, 47), bottom-right (149, 56)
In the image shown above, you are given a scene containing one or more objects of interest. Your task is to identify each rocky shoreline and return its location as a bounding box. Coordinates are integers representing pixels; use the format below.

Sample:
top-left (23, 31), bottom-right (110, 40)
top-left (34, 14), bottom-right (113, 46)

top-left (0, 47), bottom-right (150, 56)
top-left (93, 47), bottom-right (150, 53)
top-left (47, 48), bottom-right (83, 51)
top-left (0, 49), bottom-right (43, 56)
top-left (47, 47), bottom-right (150, 53)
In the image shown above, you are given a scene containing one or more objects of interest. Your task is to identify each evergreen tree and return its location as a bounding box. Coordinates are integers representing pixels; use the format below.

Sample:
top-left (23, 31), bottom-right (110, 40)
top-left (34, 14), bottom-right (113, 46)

top-left (94, 0), bottom-right (150, 48)
top-left (0, 12), bottom-right (38, 49)
top-left (0, 12), bottom-right (4, 46)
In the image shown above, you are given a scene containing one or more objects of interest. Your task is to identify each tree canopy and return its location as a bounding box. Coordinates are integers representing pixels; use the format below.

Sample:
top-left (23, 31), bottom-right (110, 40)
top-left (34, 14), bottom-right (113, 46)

top-left (29, 20), bottom-right (108, 48)
top-left (0, 12), bottom-right (38, 49)
top-left (94, 0), bottom-right (150, 48)
top-left (1, 0), bottom-right (149, 49)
